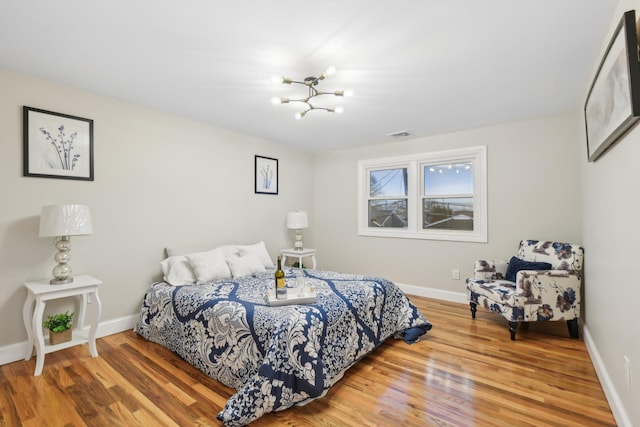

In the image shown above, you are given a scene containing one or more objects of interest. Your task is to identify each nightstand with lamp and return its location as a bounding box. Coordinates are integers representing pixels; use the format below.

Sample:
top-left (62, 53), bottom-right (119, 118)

top-left (282, 210), bottom-right (317, 269)
top-left (22, 204), bottom-right (102, 376)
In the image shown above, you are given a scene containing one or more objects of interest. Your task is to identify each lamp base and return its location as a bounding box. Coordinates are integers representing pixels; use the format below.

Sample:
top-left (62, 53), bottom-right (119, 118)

top-left (294, 230), bottom-right (304, 251)
top-left (50, 277), bottom-right (74, 285)
top-left (50, 236), bottom-right (73, 285)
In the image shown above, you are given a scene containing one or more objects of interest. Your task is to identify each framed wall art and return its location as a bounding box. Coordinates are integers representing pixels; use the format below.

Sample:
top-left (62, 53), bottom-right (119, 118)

top-left (584, 10), bottom-right (640, 162)
top-left (23, 106), bottom-right (94, 180)
top-left (255, 155), bottom-right (278, 195)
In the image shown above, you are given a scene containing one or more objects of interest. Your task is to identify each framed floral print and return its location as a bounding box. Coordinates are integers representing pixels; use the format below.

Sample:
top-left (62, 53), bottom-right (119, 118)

top-left (255, 155), bottom-right (278, 195)
top-left (584, 10), bottom-right (640, 162)
top-left (23, 106), bottom-right (94, 180)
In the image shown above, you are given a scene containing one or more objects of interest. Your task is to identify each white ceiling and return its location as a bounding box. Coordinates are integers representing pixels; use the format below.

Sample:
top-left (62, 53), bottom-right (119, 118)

top-left (0, 1), bottom-right (617, 152)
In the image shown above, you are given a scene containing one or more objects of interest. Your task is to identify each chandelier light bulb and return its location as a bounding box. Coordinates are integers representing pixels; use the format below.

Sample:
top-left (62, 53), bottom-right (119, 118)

top-left (271, 97), bottom-right (282, 105)
top-left (334, 106), bottom-right (344, 114)
top-left (344, 89), bottom-right (355, 97)
top-left (271, 75), bottom-right (283, 84)
top-left (295, 111), bottom-right (306, 120)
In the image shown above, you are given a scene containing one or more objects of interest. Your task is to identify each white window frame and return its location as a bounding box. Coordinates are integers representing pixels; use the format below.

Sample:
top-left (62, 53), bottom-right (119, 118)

top-left (357, 146), bottom-right (487, 242)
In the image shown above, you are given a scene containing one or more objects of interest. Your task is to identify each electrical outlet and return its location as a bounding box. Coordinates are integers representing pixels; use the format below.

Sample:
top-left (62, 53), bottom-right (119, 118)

top-left (624, 356), bottom-right (631, 388)
top-left (452, 269), bottom-right (460, 280)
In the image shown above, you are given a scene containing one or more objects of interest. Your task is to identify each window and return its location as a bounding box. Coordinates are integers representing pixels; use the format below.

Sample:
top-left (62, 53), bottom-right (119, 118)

top-left (358, 146), bottom-right (487, 242)
top-left (422, 162), bottom-right (474, 231)
top-left (368, 167), bottom-right (408, 228)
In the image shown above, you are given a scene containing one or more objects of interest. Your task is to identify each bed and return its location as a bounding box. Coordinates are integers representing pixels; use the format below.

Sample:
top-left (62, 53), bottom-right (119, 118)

top-left (135, 243), bottom-right (432, 426)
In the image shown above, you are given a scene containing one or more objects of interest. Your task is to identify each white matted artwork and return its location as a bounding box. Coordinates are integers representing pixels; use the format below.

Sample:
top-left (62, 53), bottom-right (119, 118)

top-left (255, 155), bottom-right (278, 195)
top-left (23, 106), bottom-right (94, 180)
top-left (584, 10), bottom-right (640, 162)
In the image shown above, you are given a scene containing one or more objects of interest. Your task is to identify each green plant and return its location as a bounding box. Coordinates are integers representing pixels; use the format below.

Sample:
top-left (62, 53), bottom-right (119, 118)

top-left (43, 311), bottom-right (74, 333)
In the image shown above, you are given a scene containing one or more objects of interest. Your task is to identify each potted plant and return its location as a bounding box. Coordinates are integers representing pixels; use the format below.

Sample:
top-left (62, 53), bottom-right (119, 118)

top-left (43, 311), bottom-right (74, 345)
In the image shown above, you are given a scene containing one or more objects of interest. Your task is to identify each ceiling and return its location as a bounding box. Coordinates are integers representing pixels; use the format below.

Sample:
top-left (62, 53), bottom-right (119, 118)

top-left (0, 1), bottom-right (617, 152)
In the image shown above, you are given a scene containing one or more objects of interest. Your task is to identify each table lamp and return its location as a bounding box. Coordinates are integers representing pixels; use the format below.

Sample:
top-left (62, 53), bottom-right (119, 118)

top-left (287, 210), bottom-right (308, 250)
top-left (39, 204), bottom-right (93, 284)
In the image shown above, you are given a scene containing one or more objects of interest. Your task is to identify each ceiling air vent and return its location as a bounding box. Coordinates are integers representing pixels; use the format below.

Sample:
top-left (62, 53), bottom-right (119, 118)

top-left (387, 130), bottom-right (411, 137)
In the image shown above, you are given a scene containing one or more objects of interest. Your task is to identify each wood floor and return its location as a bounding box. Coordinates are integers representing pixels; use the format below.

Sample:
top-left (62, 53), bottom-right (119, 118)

top-left (0, 296), bottom-right (615, 426)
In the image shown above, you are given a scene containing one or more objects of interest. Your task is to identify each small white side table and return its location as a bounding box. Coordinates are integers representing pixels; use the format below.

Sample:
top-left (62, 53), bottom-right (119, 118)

top-left (22, 275), bottom-right (102, 376)
top-left (281, 248), bottom-right (317, 269)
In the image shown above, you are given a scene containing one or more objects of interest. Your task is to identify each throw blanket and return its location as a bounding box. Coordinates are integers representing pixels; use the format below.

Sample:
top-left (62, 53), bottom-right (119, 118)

top-left (136, 268), bottom-right (431, 426)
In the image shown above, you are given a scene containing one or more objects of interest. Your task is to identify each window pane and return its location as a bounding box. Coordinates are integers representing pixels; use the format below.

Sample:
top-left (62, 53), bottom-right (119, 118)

top-left (423, 197), bottom-right (473, 231)
top-left (370, 168), bottom-right (408, 197)
top-left (368, 199), bottom-right (408, 228)
top-left (424, 162), bottom-right (473, 195)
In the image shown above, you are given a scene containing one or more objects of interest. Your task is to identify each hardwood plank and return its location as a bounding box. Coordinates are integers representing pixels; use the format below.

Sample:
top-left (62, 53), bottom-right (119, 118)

top-left (0, 296), bottom-right (616, 426)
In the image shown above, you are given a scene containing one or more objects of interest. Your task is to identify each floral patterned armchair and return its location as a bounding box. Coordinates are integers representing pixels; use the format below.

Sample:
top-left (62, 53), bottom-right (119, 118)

top-left (466, 240), bottom-right (584, 341)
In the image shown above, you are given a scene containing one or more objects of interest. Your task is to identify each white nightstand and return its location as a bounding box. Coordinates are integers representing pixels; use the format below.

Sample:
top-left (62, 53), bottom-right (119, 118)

top-left (22, 275), bottom-right (102, 376)
top-left (281, 248), bottom-right (317, 269)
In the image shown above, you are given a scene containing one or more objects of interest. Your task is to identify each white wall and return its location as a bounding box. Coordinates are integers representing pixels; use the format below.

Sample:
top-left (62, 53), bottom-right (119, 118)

top-left (579, 1), bottom-right (639, 425)
top-left (0, 68), bottom-right (313, 347)
top-left (312, 113), bottom-right (582, 294)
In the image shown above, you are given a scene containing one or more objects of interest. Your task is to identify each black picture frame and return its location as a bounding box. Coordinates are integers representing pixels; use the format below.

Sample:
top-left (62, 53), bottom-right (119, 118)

top-left (23, 106), bottom-right (94, 180)
top-left (585, 10), bottom-right (640, 162)
top-left (254, 155), bottom-right (278, 195)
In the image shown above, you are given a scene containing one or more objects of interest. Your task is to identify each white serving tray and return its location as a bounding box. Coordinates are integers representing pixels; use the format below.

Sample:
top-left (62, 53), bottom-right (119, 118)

top-left (266, 289), bottom-right (317, 306)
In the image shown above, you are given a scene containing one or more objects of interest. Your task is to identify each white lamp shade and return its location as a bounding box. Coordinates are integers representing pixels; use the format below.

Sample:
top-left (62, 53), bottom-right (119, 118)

top-left (287, 211), bottom-right (308, 229)
top-left (39, 204), bottom-right (93, 237)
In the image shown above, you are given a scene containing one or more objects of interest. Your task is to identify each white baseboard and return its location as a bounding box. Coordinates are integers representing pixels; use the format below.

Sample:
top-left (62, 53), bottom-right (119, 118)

top-left (0, 314), bottom-right (138, 366)
top-left (0, 341), bottom-right (30, 367)
top-left (396, 282), bottom-right (467, 304)
top-left (97, 313), bottom-right (138, 337)
top-left (583, 325), bottom-right (632, 427)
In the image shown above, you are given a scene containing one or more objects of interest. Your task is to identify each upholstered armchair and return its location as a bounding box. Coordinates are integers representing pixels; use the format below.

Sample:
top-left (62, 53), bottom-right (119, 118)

top-left (466, 240), bottom-right (584, 341)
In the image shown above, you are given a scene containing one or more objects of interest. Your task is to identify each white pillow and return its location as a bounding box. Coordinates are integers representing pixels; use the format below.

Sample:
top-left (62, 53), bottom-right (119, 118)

top-left (186, 249), bottom-right (232, 283)
top-left (226, 254), bottom-right (266, 278)
top-left (166, 244), bottom-right (239, 258)
top-left (216, 244), bottom-right (241, 258)
top-left (166, 246), bottom-right (205, 258)
top-left (238, 241), bottom-right (274, 267)
top-left (161, 256), bottom-right (197, 286)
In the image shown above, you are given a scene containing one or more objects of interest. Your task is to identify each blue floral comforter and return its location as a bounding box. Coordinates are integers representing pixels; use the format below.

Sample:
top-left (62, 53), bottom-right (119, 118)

top-left (135, 267), bottom-right (431, 426)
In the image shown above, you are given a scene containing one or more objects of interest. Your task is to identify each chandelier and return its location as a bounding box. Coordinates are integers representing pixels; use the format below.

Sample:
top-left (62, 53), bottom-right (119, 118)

top-left (271, 66), bottom-right (352, 119)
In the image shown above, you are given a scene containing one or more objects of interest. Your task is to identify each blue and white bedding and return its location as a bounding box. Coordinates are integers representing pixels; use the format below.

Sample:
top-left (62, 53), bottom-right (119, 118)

top-left (135, 267), bottom-right (432, 426)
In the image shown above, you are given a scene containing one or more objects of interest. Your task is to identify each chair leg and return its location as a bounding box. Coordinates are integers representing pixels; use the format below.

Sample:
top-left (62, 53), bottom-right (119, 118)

top-left (470, 302), bottom-right (477, 319)
top-left (508, 322), bottom-right (517, 341)
top-left (567, 318), bottom-right (580, 339)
